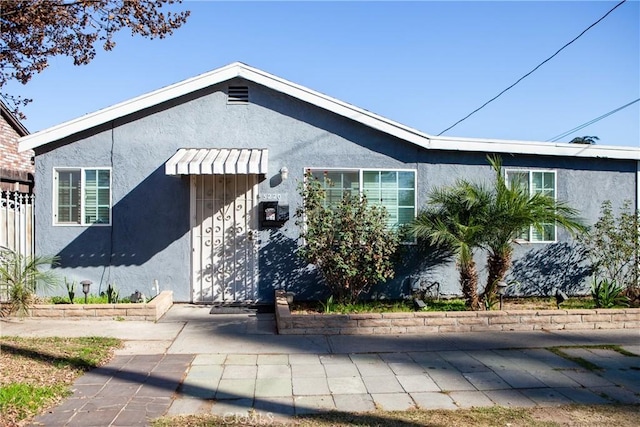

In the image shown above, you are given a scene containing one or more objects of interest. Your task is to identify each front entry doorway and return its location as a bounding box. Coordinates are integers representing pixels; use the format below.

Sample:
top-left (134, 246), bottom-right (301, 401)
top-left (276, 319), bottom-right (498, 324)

top-left (191, 174), bottom-right (259, 303)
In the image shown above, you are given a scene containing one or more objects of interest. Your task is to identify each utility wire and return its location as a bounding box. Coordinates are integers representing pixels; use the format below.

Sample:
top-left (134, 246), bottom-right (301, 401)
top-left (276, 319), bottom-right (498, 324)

top-left (546, 98), bottom-right (640, 142)
top-left (436, 0), bottom-right (627, 136)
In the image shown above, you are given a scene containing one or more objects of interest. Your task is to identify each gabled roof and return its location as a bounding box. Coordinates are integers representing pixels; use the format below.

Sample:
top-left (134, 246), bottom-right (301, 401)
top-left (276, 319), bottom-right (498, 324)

top-left (1, 100), bottom-right (29, 137)
top-left (18, 62), bottom-right (639, 160)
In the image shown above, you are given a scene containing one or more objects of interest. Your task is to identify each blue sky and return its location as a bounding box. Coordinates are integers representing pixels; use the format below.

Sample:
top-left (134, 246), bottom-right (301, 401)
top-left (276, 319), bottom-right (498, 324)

top-left (7, 1), bottom-right (639, 147)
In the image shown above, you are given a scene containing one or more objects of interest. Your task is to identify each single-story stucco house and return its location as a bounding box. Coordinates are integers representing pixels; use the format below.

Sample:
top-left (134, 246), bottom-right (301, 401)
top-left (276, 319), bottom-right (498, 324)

top-left (18, 62), bottom-right (640, 303)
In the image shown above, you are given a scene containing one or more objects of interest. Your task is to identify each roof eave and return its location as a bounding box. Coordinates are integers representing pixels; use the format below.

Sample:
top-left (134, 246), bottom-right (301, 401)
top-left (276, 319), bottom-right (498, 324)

top-left (17, 62), bottom-right (640, 161)
top-left (427, 136), bottom-right (640, 161)
top-left (1, 100), bottom-right (29, 137)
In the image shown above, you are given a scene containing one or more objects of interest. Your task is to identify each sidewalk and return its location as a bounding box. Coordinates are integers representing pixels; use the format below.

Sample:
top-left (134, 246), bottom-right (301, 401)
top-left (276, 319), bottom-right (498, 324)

top-left (1, 304), bottom-right (638, 426)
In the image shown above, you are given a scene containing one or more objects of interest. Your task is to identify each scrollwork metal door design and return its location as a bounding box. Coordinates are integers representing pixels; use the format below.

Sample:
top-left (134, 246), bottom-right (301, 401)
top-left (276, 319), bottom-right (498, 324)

top-left (192, 174), bottom-right (258, 302)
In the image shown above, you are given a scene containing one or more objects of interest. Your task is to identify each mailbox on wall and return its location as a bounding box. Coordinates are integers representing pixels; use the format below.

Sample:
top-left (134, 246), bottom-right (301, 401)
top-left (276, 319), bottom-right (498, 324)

top-left (260, 201), bottom-right (289, 228)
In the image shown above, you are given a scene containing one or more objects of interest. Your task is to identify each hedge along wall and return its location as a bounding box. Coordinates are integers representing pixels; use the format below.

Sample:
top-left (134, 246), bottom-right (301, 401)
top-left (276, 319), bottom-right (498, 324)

top-left (274, 291), bottom-right (640, 335)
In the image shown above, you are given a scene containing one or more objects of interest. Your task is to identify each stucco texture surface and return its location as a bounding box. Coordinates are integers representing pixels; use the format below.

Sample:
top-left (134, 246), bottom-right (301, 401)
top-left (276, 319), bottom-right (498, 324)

top-left (34, 79), bottom-right (638, 302)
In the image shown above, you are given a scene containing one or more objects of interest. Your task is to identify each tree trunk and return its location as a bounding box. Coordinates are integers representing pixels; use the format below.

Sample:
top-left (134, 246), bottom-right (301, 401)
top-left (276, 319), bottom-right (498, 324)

top-left (460, 261), bottom-right (481, 310)
top-left (483, 251), bottom-right (512, 304)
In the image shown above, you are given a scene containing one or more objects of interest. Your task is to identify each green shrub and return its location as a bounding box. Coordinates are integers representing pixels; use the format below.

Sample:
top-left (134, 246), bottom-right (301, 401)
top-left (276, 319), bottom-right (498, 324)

top-left (591, 278), bottom-right (629, 308)
top-left (580, 200), bottom-right (639, 306)
top-left (295, 171), bottom-right (400, 304)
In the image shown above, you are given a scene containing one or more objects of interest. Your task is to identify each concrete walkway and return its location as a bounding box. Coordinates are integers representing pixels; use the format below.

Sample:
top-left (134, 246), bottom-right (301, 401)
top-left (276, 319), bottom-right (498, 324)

top-left (1, 304), bottom-right (639, 426)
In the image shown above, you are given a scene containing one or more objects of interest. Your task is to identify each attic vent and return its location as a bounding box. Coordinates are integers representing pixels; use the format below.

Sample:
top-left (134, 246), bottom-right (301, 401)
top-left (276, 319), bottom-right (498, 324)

top-left (227, 86), bottom-right (249, 105)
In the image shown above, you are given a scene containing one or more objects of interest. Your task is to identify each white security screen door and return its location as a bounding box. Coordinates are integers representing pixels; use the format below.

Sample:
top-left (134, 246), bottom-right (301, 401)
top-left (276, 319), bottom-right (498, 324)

top-left (191, 174), bottom-right (259, 302)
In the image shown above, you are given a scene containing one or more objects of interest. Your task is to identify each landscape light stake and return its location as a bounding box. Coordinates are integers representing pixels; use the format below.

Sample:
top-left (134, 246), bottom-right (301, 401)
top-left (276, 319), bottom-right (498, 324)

top-left (496, 281), bottom-right (508, 310)
top-left (81, 280), bottom-right (92, 304)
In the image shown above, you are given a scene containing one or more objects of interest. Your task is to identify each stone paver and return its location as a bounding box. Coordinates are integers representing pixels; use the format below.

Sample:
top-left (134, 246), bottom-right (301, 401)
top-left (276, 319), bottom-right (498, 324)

top-left (559, 369), bottom-right (616, 387)
top-left (449, 390), bottom-right (495, 408)
top-left (323, 363), bottom-right (360, 378)
top-left (428, 370), bottom-right (478, 391)
top-left (327, 376), bottom-right (368, 394)
top-left (253, 397), bottom-right (296, 419)
top-left (484, 389), bottom-right (537, 407)
top-left (13, 306), bottom-right (639, 426)
top-left (216, 378), bottom-right (255, 400)
top-left (291, 363), bottom-right (326, 378)
top-left (210, 398), bottom-right (253, 417)
top-left (411, 391), bottom-right (458, 410)
top-left (494, 369), bottom-right (548, 389)
top-left (463, 371), bottom-right (510, 390)
top-left (440, 351), bottom-right (491, 373)
top-left (371, 392), bottom-right (415, 411)
top-left (255, 377), bottom-right (292, 398)
top-left (293, 377), bottom-right (330, 396)
top-left (333, 393), bottom-right (376, 412)
top-left (556, 387), bottom-right (611, 404)
top-left (294, 395), bottom-right (335, 414)
top-left (257, 364), bottom-right (291, 378)
top-left (590, 386), bottom-right (640, 404)
top-left (355, 362), bottom-right (395, 377)
top-left (396, 374), bottom-right (440, 392)
top-left (362, 375), bottom-right (404, 393)
top-left (520, 388), bottom-right (574, 406)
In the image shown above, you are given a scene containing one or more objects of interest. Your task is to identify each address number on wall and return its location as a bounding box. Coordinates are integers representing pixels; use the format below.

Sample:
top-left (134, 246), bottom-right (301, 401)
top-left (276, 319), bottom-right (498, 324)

top-left (259, 193), bottom-right (283, 200)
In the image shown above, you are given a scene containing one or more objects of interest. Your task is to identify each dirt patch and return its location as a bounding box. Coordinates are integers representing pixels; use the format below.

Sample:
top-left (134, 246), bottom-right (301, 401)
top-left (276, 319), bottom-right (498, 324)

top-left (529, 404), bottom-right (640, 426)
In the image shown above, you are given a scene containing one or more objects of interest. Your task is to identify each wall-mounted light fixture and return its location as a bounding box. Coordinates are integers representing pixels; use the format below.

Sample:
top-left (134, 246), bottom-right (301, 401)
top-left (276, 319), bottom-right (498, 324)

top-left (279, 167), bottom-right (289, 181)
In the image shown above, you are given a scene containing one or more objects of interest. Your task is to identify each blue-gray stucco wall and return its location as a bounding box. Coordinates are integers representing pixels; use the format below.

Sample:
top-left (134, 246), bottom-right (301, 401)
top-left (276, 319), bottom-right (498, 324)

top-left (34, 79), bottom-right (638, 302)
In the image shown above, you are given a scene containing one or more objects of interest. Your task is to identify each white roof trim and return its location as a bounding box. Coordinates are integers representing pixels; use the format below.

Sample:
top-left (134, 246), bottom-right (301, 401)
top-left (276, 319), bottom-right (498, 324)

top-left (18, 62), bottom-right (639, 161)
top-left (165, 148), bottom-right (268, 175)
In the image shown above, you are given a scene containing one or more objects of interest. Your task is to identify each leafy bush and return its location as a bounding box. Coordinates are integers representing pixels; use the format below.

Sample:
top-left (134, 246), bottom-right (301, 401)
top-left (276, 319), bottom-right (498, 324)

top-left (580, 200), bottom-right (639, 306)
top-left (295, 171), bottom-right (400, 304)
top-left (591, 278), bottom-right (629, 308)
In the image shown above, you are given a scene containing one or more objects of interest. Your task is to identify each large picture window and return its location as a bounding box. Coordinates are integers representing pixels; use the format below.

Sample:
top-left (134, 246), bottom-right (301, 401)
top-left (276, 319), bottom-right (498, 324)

top-left (54, 168), bottom-right (111, 225)
top-left (505, 169), bottom-right (556, 242)
top-left (308, 169), bottom-right (416, 229)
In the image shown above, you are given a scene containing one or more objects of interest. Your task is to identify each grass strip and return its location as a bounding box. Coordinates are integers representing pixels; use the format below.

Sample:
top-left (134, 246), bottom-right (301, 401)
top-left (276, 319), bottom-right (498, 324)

top-left (153, 405), bottom-right (640, 427)
top-left (0, 336), bottom-right (122, 425)
top-left (547, 344), bottom-right (639, 372)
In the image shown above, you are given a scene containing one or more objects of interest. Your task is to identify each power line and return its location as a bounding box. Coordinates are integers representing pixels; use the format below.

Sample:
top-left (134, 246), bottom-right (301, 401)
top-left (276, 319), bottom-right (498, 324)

top-left (546, 98), bottom-right (640, 142)
top-left (436, 0), bottom-right (628, 136)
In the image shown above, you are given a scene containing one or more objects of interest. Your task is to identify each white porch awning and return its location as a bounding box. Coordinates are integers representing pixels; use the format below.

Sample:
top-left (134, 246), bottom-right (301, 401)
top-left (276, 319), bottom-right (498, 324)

top-left (165, 148), bottom-right (268, 175)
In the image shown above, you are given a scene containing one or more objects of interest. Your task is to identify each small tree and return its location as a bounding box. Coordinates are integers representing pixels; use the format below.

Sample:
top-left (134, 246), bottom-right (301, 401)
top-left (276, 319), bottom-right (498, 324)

top-left (410, 183), bottom-right (489, 310)
top-left (295, 172), bottom-right (399, 303)
top-left (480, 156), bottom-right (585, 304)
top-left (579, 200), bottom-right (639, 305)
top-left (0, 248), bottom-right (60, 316)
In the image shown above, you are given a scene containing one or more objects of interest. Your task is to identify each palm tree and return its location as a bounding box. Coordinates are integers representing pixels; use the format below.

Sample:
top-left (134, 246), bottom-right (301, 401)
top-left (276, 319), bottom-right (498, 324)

top-left (0, 247), bottom-right (60, 316)
top-left (410, 184), bottom-right (490, 310)
top-left (569, 136), bottom-right (599, 144)
top-left (479, 156), bottom-right (586, 303)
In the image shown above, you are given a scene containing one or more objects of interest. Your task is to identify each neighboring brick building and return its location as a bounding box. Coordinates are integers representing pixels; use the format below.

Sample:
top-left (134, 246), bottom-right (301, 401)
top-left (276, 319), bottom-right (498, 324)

top-left (0, 100), bottom-right (32, 193)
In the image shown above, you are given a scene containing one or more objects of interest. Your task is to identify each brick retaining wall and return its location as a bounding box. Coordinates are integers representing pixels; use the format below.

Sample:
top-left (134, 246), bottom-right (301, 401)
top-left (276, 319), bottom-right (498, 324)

top-left (275, 291), bottom-right (640, 335)
top-left (23, 291), bottom-right (173, 321)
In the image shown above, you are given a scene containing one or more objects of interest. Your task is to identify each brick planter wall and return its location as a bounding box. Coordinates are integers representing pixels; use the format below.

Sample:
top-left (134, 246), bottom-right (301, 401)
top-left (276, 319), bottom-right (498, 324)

top-left (274, 291), bottom-right (640, 335)
top-left (21, 290), bottom-right (173, 321)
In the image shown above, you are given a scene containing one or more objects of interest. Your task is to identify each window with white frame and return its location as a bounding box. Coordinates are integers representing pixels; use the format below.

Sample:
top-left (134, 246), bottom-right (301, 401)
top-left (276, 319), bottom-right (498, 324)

top-left (54, 168), bottom-right (111, 225)
top-left (505, 169), bottom-right (556, 242)
top-left (308, 169), bottom-right (416, 229)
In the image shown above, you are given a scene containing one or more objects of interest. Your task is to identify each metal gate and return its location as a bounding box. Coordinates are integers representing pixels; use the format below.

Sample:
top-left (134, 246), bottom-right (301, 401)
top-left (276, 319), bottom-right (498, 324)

top-left (191, 174), bottom-right (259, 302)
